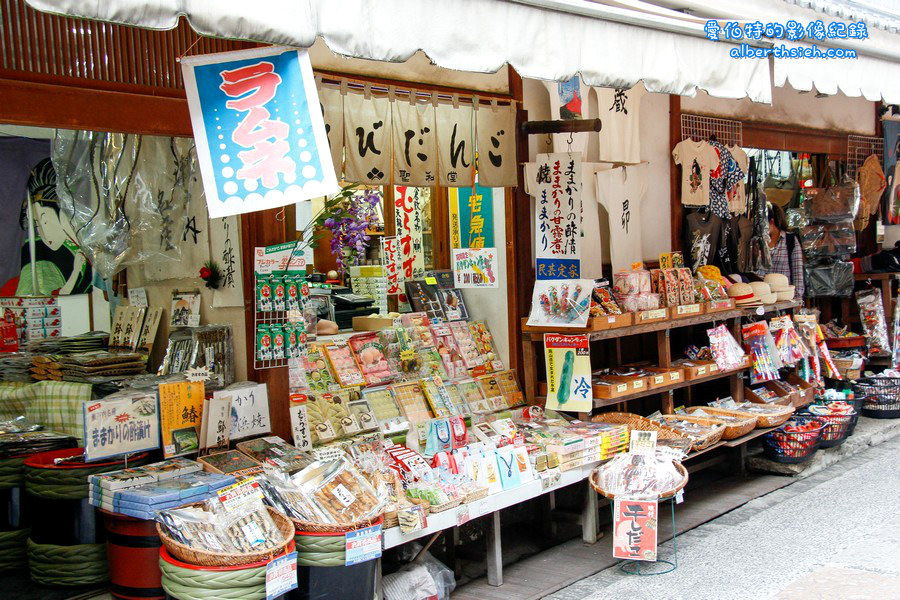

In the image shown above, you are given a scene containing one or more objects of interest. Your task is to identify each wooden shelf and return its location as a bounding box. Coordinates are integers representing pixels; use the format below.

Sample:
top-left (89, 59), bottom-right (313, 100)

top-left (683, 425), bottom-right (779, 460)
top-left (537, 366), bottom-right (748, 409)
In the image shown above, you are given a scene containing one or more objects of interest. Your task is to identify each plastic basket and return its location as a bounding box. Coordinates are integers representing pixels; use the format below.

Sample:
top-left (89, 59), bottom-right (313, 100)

top-left (851, 377), bottom-right (900, 419)
top-left (762, 417), bottom-right (826, 464)
top-left (801, 408), bottom-right (857, 449)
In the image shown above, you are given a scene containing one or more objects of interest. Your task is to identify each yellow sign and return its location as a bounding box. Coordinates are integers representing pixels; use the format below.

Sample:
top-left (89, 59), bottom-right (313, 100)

top-left (159, 381), bottom-right (205, 457)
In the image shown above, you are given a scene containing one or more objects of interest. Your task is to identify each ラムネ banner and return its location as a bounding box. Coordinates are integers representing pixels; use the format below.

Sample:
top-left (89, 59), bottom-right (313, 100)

top-left (181, 47), bottom-right (338, 218)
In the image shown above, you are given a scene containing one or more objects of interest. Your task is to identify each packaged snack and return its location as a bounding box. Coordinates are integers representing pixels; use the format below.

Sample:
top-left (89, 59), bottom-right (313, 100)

top-left (405, 281), bottom-right (446, 321)
top-left (270, 324), bottom-right (286, 360)
top-left (677, 268), bottom-right (694, 305)
top-left (470, 321), bottom-right (500, 371)
top-left (324, 342), bottom-right (366, 388)
top-left (401, 313), bottom-right (436, 347)
top-left (299, 459), bottom-right (385, 523)
top-left (706, 324), bottom-right (746, 372)
top-left (347, 399), bottom-right (379, 432)
top-left (457, 379), bottom-right (491, 413)
top-left (272, 275), bottom-right (286, 312)
top-left (495, 370), bottom-right (525, 407)
top-left (390, 381), bottom-right (433, 423)
top-left (438, 288), bottom-right (469, 321)
top-left (613, 270), bottom-right (652, 296)
top-left (420, 377), bottom-right (458, 417)
top-left (256, 325), bottom-right (273, 362)
top-left (856, 288), bottom-right (891, 357)
top-left (236, 436), bottom-right (311, 473)
top-left (449, 321), bottom-right (483, 369)
top-left (475, 373), bottom-right (509, 410)
top-left (286, 276), bottom-right (302, 312)
top-left (361, 386), bottom-right (403, 423)
top-left (378, 327), bottom-right (421, 378)
top-left (303, 348), bottom-right (337, 392)
top-left (417, 346), bottom-right (448, 379)
top-left (431, 323), bottom-right (467, 380)
top-left (590, 280), bottom-right (622, 316)
top-left (256, 276), bottom-right (273, 312)
top-left (347, 332), bottom-right (395, 385)
top-left (442, 383), bottom-right (470, 417)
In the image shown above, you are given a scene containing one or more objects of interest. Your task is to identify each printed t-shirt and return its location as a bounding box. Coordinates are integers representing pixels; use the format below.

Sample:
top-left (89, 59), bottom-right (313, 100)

top-left (673, 139), bottom-right (720, 207)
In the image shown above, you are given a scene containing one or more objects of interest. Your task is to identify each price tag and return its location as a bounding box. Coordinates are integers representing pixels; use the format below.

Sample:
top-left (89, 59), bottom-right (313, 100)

top-left (456, 504), bottom-right (470, 526)
top-left (675, 490), bottom-right (685, 504)
top-left (185, 367), bottom-right (211, 382)
top-left (187, 314), bottom-right (201, 327)
top-left (345, 525), bottom-right (382, 565)
top-left (633, 380), bottom-right (644, 389)
top-left (616, 384), bottom-right (628, 393)
top-left (217, 480), bottom-right (264, 513)
top-left (653, 375), bottom-right (664, 385)
top-left (425, 276), bottom-right (439, 285)
top-left (266, 551), bottom-right (298, 600)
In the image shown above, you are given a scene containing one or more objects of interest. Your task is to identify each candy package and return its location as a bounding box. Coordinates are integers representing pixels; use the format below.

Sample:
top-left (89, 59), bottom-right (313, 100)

top-left (323, 342), bottom-right (366, 388)
top-left (742, 321), bottom-right (783, 384)
top-left (590, 280), bottom-right (622, 316)
top-left (856, 288), bottom-right (891, 357)
top-left (347, 333), bottom-right (395, 386)
top-left (706, 324), bottom-right (746, 372)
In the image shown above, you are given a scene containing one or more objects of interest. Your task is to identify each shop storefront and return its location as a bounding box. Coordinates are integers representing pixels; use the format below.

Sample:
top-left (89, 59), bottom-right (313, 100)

top-left (0, 0), bottom-right (899, 598)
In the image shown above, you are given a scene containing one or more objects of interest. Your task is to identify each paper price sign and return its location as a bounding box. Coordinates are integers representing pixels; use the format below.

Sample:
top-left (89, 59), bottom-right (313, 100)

top-left (159, 381), bottom-right (205, 458)
top-left (83, 393), bottom-right (160, 462)
top-left (226, 383), bottom-right (271, 440)
top-left (613, 499), bottom-right (658, 561)
top-left (288, 397), bottom-right (312, 450)
top-left (266, 551), bottom-right (298, 600)
top-left (345, 524), bottom-right (382, 566)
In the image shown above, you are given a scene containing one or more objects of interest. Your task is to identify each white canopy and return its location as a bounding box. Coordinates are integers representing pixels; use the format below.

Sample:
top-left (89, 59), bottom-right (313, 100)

top-left (24, 0), bottom-right (773, 103)
top-left (773, 41), bottom-right (900, 103)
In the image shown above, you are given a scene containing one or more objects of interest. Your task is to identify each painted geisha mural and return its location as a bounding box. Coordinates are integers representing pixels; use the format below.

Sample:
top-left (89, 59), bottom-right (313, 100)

top-left (0, 152), bottom-right (92, 296)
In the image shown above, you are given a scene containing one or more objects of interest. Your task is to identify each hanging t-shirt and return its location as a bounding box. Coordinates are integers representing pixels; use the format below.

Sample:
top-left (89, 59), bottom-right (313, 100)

top-left (0, 137), bottom-right (51, 292)
top-left (672, 139), bottom-right (719, 208)
top-left (594, 85), bottom-right (646, 164)
top-left (731, 214), bottom-right (753, 273)
top-left (684, 211), bottom-right (727, 272)
top-left (709, 141), bottom-right (744, 220)
top-left (727, 145), bottom-right (750, 214)
top-left (595, 163), bottom-right (649, 273)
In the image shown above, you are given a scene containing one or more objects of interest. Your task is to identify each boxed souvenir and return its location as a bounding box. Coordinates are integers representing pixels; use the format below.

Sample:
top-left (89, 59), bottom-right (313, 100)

top-left (437, 288), bottom-right (469, 321)
top-left (456, 379), bottom-right (492, 414)
top-left (401, 313), bottom-right (436, 347)
top-left (303, 348), bottom-right (338, 392)
top-left (199, 450), bottom-right (263, 478)
top-left (449, 320), bottom-right (483, 369)
top-left (306, 389), bottom-right (359, 441)
top-left (405, 281), bottom-right (446, 321)
top-left (361, 386), bottom-right (407, 433)
top-left (420, 377), bottom-right (457, 418)
top-left (236, 437), bottom-right (311, 473)
top-left (323, 342), bottom-right (366, 388)
top-left (475, 373), bottom-right (510, 411)
top-left (390, 381), bottom-right (433, 423)
top-left (469, 321), bottom-right (501, 372)
top-left (347, 332), bottom-right (395, 386)
top-left (430, 323), bottom-right (468, 380)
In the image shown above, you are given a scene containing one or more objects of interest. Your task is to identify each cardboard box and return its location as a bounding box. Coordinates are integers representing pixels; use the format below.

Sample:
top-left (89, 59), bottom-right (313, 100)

top-left (669, 303), bottom-right (704, 319)
top-left (745, 382), bottom-right (793, 406)
top-left (521, 313), bottom-right (633, 333)
top-left (352, 315), bottom-right (395, 331)
top-left (643, 367), bottom-right (685, 389)
top-left (635, 308), bottom-right (668, 324)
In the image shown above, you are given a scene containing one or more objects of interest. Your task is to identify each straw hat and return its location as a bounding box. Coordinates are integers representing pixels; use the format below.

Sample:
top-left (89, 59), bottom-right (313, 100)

top-left (775, 286), bottom-right (796, 301)
top-left (748, 281), bottom-right (777, 306)
top-left (763, 273), bottom-right (790, 292)
top-left (727, 282), bottom-right (759, 305)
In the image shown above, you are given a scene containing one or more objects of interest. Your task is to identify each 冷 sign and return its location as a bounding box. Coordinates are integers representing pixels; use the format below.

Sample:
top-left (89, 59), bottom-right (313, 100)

top-left (181, 46), bottom-right (339, 218)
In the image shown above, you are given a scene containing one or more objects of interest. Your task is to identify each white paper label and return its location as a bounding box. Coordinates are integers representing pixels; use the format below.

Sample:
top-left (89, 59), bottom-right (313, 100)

top-left (332, 484), bottom-right (356, 507)
top-left (128, 287), bottom-right (148, 307)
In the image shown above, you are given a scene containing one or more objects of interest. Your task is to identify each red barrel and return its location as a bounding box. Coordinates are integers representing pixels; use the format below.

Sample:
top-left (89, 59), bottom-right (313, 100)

top-left (102, 510), bottom-right (164, 600)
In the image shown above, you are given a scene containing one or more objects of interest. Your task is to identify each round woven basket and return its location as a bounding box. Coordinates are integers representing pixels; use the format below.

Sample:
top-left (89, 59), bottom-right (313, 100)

top-left (589, 461), bottom-right (688, 501)
top-left (156, 506), bottom-right (294, 568)
top-left (384, 498), bottom-right (430, 530)
top-left (291, 513), bottom-right (383, 535)
top-left (684, 407), bottom-right (757, 440)
top-left (656, 415), bottom-right (726, 450)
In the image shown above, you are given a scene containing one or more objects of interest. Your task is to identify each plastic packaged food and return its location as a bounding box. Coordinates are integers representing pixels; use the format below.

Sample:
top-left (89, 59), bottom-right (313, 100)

top-left (706, 324), bottom-right (746, 372)
top-left (430, 323), bottom-right (468, 380)
top-left (303, 348), bottom-right (338, 392)
top-left (347, 332), bottom-right (395, 386)
top-left (323, 342), bottom-right (366, 387)
top-left (593, 451), bottom-right (684, 500)
top-left (449, 321), bottom-right (483, 369)
top-left (856, 288), bottom-right (891, 357)
top-left (613, 270), bottom-right (652, 295)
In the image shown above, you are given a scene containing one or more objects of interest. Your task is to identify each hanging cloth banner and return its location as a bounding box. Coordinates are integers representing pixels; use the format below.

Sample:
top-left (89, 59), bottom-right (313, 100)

top-left (181, 46), bottom-right (338, 218)
top-left (475, 102), bottom-right (517, 187)
top-left (318, 83), bottom-right (345, 182)
top-left (392, 100), bottom-right (437, 186)
top-left (344, 90), bottom-right (392, 185)
top-left (393, 186), bottom-right (426, 281)
top-left (436, 102), bottom-right (474, 187)
top-left (532, 153), bottom-right (582, 279)
top-left (449, 184), bottom-right (495, 249)
top-left (209, 215), bottom-right (245, 308)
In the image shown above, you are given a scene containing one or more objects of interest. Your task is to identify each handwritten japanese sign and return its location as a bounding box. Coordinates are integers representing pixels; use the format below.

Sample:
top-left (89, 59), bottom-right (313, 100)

top-left (613, 499), bottom-right (658, 561)
top-left (158, 381), bottom-right (205, 458)
top-left (344, 91), bottom-right (392, 185)
top-left (392, 100), bottom-right (437, 186)
top-left (209, 215), bottom-right (245, 307)
top-left (83, 393), bottom-right (160, 462)
top-left (222, 383), bottom-right (271, 441)
top-left (200, 393), bottom-right (232, 452)
top-left (436, 103), bottom-right (474, 187)
top-left (452, 248), bottom-right (498, 288)
top-left (181, 46), bottom-right (338, 218)
top-left (393, 186), bottom-right (426, 281)
top-left (449, 184), bottom-right (495, 249)
top-left (381, 236), bottom-right (401, 295)
top-left (475, 103), bottom-right (517, 187)
top-left (532, 153), bottom-right (582, 280)
top-left (288, 394), bottom-right (312, 451)
top-left (543, 334), bottom-right (592, 412)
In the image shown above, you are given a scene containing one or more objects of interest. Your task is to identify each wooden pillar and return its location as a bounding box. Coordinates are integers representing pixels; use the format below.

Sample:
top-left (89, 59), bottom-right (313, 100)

top-left (669, 95), bottom-right (683, 253)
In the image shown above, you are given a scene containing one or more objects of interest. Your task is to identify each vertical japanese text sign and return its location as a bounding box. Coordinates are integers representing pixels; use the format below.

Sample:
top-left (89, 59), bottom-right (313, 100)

top-left (182, 46), bottom-right (339, 218)
top-left (394, 186), bottom-right (426, 280)
top-left (533, 153), bottom-right (582, 279)
top-left (613, 499), bottom-right (658, 561)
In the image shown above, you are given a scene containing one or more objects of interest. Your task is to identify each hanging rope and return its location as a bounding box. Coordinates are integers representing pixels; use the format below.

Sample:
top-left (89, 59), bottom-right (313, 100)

top-left (159, 557), bottom-right (267, 600)
top-left (27, 539), bottom-right (108, 586)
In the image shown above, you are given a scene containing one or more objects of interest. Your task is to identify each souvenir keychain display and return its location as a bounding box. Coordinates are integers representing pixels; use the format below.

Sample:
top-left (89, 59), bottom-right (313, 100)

top-left (855, 288), bottom-right (891, 357)
top-left (742, 321), bottom-right (782, 384)
top-left (526, 279), bottom-right (593, 327)
top-left (769, 316), bottom-right (811, 367)
top-left (706, 324), bottom-right (746, 372)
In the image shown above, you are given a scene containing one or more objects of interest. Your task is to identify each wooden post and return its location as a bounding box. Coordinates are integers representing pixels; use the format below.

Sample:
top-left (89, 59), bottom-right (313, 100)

top-left (669, 95), bottom-right (683, 253)
top-left (521, 335), bottom-right (538, 404)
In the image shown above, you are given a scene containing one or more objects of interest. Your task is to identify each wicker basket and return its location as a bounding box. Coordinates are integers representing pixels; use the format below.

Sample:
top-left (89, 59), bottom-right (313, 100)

top-left (685, 407), bottom-right (758, 439)
top-left (589, 461), bottom-right (688, 500)
top-left (655, 415), bottom-right (726, 450)
top-left (736, 403), bottom-right (795, 428)
top-left (463, 486), bottom-right (489, 504)
top-left (384, 498), bottom-right (430, 530)
top-left (292, 513), bottom-right (384, 535)
top-left (156, 506), bottom-right (294, 568)
top-left (592, 412), bottom-right (691, 445)
top-left (428, 497), bottom-right (463, 513)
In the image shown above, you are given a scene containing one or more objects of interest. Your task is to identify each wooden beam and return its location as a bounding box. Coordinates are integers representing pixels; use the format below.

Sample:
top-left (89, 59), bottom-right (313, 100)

top-left (0, 77), bottom-right (192, 136)
top-left (522, 118), bottom-right (602, 135)
top-left (507, 68), bottom-right (530, 383)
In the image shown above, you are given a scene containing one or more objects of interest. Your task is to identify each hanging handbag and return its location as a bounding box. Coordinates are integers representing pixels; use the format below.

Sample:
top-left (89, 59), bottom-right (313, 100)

top-left (807, 164), bottom-right (861, 222)
top-left (763, 152), bottom-right (799, 208)
top-left (748, 157), bottom-right (773, 273)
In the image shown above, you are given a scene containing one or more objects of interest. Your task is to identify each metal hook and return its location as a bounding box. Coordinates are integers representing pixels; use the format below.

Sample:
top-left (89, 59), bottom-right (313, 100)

top-left (567, 131), bottom-right (574, 150)
top-left (275, 207), bottom-right (286, 222)
top-left (546, 134), bottom-right (552, 148)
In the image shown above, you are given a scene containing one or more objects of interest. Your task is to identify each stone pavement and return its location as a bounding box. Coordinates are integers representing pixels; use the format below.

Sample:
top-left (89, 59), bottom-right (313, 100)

top-left (547, 436), bottom-right (900, 600)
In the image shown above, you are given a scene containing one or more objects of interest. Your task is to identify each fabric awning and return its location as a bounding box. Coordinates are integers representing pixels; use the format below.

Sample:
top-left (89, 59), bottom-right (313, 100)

top-left (24, 0), bottom-right (772, 103)
top-left (773, 41), bottom-right (900, 103)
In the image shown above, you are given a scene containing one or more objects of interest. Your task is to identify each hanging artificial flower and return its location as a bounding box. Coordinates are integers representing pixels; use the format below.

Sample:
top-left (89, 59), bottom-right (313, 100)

top-left (316, 185), bottom-right (381, 274)
top-left (199, 261), bottom-right (222, 289)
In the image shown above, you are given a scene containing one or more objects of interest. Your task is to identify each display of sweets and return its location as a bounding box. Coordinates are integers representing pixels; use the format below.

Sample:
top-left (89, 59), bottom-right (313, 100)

top-left (449, 320), bottom-right (482, 369)
top-left (469, 321), bottom-right (500, 371)
top-left (347, 332), bottom-right (395, 386)
top-left (323, 342), bottom-right (366, 387)
top-left (401, 313), bottom-right (436, 347)
top-left (306, 389), bottom-right (358, 441)
top-left (303, 349), bottom-right (338, 392)
top-left (430, 323), bottom-right (467, 380)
